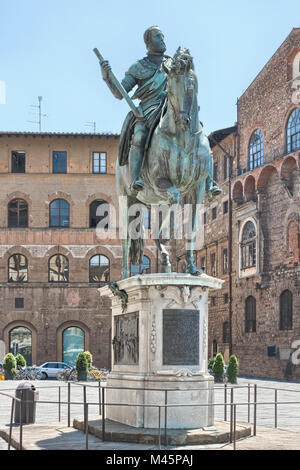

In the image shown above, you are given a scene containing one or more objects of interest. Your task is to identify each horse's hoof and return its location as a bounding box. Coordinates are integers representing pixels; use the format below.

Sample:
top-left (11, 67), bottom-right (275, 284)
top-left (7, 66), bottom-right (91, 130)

top-left (188, 266), bottom-right (204, 276)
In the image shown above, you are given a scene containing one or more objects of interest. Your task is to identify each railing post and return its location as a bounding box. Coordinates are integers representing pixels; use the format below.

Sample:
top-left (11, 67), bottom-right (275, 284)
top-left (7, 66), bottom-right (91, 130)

top-left (230, 387), bottom-right (234, 442)
top-left (248, 384), bottom-right (250, 423)
top-left (233, 404), bottom-right (237, 450)
top-left (8, 398), bottom-right (15, 451)
top-left (68, 382), bottom-right (71, 427)
top-left (275, 389), bottom-right (278, 429)
top-left (85, 403), bottom-right (89, 450)
top-left (253, 384), bottom-right (257, 436)
top-left (164, 391), bottom-right (168, 446)
top-left (224, 383), bottom-right (227, 421)
top-left (158, 406), bottom-right (161, 451)
top-left (102, 387), bottom-right (105, 441)
top-left (99, 382), bottom-right (101, 415)
top-left (58, 387), bottom-right (61, 422)
top-left (19, 400), bottom-right (23, 451)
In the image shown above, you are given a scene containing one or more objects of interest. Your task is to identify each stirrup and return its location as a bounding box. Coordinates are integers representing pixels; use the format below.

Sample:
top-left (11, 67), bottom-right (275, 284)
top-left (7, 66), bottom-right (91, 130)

top-left (131, 179), bottom-right (144, 191)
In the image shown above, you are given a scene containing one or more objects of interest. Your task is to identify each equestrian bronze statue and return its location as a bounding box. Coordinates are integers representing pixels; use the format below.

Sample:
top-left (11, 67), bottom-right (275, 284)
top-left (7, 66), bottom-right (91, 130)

top-left (95, 26), bottom-right (221, 279)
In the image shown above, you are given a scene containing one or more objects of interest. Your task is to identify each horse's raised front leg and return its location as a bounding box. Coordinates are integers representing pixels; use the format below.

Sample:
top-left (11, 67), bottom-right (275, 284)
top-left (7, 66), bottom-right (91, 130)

top-left (185, 181), bottom-right (206, 276)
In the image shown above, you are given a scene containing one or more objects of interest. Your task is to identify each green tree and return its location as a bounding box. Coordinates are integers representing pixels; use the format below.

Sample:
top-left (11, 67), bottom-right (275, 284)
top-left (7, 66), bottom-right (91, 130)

top-left (3, 353), bottom-right (17, 379)
top-left (15, 353), bottom-right (26, 368)
top-left (76, 352), bottom-right (88, 381)
top-left (212, 353), bottom-right (225, 383)
top-left (227, 355), bottom-right (239, 384)
top-left (83, 351), bottom-right (93, 369)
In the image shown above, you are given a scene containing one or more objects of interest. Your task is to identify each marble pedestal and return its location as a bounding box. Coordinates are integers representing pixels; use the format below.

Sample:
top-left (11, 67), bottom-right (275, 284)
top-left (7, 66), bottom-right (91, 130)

top-left (99, 273), bottom-right (223, 429)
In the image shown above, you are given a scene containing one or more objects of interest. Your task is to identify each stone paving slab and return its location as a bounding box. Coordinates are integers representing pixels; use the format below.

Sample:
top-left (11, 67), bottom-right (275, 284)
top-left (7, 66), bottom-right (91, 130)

top-left (73, 416), bottom-right (251, 446)
top-left (1, 422), bottom-right (300, 451)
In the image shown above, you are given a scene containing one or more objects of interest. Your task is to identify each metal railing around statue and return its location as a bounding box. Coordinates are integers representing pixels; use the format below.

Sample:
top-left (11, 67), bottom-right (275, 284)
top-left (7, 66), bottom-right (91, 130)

top-left (2, 382), bottom-right (300, 450)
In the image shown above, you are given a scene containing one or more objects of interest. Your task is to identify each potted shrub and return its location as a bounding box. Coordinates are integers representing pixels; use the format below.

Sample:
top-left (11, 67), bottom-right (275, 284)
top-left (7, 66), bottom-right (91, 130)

top-left (83, 351), bottom-right (93, 370)
top-left (212, 353), bottom-right (225, 383)
top-left (227, 355), bottom-right (239, 384)
top-left (208, 357), bottom-right (216, 374)
top-left (76, 352), bottom-right (88, 381)
top-left (3, 353), bottom-right (17, 380)
top-left (16, 353), bottom-right (26, 369)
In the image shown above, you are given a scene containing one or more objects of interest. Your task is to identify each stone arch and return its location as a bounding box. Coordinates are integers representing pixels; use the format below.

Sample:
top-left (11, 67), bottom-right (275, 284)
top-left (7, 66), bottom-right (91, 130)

top-left (2, 246), bottom-right (31, 283)
top-left (280, 155), bottom-right (298, 179)
top-left (5, 192), bottom-right (32, 228)
top-left (86, 193), bottom-right (117, 229)
top-left (56, 320), bottom-right (91, 363)
top-left (244, 175), bottom-right (256, 202)
top-left (46, 191), bottom-right (74, 227)
top-left (232, 180), bottom-right (243, 204)
top-left (3, 320), bottom-right (38, 365)
top-left (257, 165), bottom-right (279, 190)
top-left (142, 248), bottom-right (157, 273)
top-left (44, 246), bottom-right (73, 282)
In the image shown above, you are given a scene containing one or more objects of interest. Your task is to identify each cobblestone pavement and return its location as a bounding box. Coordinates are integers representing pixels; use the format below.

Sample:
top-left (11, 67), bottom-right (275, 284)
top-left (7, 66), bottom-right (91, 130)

top-left (1, 376), bottom-right (300, 450)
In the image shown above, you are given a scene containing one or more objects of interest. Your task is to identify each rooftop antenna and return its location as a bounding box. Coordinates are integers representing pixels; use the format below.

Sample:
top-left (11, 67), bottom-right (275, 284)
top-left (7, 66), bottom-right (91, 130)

top-left (28, 96), bottom-right (47, 132)
top-left (85, 121), bottom-right (96, 133)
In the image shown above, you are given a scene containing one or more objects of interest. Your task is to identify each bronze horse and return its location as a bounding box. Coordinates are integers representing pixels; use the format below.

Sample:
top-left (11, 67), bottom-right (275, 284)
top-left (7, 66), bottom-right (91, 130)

top-left (116, 48), bottom-right (212, 279)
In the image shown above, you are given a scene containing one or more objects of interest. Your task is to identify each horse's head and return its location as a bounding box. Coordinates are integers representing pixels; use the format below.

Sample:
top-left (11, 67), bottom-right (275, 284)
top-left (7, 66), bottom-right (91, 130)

top-left (163, 47), bottom-right (197, 130)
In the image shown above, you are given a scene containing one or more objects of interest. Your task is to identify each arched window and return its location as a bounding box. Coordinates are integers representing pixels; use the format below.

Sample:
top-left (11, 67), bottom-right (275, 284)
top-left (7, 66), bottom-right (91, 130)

top-left (62, 327), bottom-right (85, 365)
top-left (49, 255), bottom-right (69, 282)
top-left (286, 108), bottom-right (300, 153)
top-left (8, 199), bottom-right (28, 227)
top-left (280, 290), bottom-right (293, 331)
top-left (9, 326), bottom-right (32, 365)
top-left (50, 199), bottom-right (69, 227)
top-left (89, 255), bottom-right (110, 283)
top-left (249, 129), bottom-right (264, 170)
top-left (8, 254), bottom-right (28, 282)
top-left (223, 322), bottom-right (230, 344)
top-left (245, 296), bottom-right (256, 333)
top-left (241, 221), bottom-right (257, 270)
top-left (89, 200), bottom-right (109, 228)
top-left (131, 255), bottom-right (151, 276)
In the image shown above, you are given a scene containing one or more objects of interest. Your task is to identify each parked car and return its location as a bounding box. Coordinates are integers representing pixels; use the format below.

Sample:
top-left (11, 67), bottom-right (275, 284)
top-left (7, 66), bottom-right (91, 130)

top-left (36, 362), bottom-right (71, 379)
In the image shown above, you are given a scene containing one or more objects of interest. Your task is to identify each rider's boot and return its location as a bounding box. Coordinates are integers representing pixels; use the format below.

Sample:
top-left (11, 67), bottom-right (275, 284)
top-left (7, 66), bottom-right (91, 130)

top-left (129, 144), bottom-right (145, 191)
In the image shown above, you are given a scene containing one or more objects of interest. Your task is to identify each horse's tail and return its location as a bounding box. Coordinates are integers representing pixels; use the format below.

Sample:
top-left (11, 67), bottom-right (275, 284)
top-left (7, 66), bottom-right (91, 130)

top-left (129, 238), bottom-right (145, 267)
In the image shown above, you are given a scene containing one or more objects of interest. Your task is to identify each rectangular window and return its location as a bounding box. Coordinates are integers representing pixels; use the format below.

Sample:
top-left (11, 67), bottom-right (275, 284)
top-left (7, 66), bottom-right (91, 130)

top-left (223, 248), bottom-right (228, 274)
top-left (224, 293), bottom-right (229, 304)
top-left (53, 151), bottom-right (67, 173)
top-left (200, 256), bottom-right (205, 272)
top-left (212, 207), bottom-right (217, 220)
top-left (202, 212), bottom-right (207, 225)
top-left (211, 253), bottom-right (216, 277)
top-left (93, 152), bottom-right (107, 174)
top-left (12, 152), bottom-right (25, 173)
top-left (223, 201), bottom-right (228, 214)
top-left (241, 242), bottom-right (256, 269)
top-left (211, 296), bottom-right (216, 307)
top-left (15, 298), bottom-right (24, 309)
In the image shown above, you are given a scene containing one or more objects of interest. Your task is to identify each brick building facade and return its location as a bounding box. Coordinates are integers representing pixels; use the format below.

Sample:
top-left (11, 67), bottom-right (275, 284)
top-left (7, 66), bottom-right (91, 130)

top-left (0, 131), bottom-right (157, 368)
top-left (197, 28), bottom-right (300, 380)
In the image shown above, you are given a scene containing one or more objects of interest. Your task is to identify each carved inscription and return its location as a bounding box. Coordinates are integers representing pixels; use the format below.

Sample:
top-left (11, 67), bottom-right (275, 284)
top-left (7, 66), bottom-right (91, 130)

top-left (163, 309), bottom-right (199, 366)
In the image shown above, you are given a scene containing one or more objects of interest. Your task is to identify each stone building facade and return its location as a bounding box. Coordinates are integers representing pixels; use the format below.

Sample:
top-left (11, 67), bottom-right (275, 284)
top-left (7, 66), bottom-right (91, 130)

top-left (198, 28), bottom-right (300, 380)
top-left (0, 131), bottom-right (157, 368)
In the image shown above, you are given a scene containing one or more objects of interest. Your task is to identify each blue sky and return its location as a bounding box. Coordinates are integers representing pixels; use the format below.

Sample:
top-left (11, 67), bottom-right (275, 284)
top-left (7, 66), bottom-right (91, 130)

top-left (0, 0), bottom-right (299, 135)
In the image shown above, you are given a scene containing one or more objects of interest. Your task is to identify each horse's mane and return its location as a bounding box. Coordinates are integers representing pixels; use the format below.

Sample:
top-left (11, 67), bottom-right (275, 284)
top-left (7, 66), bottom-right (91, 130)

top-left (171, 47), bottom-right (194, 73)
